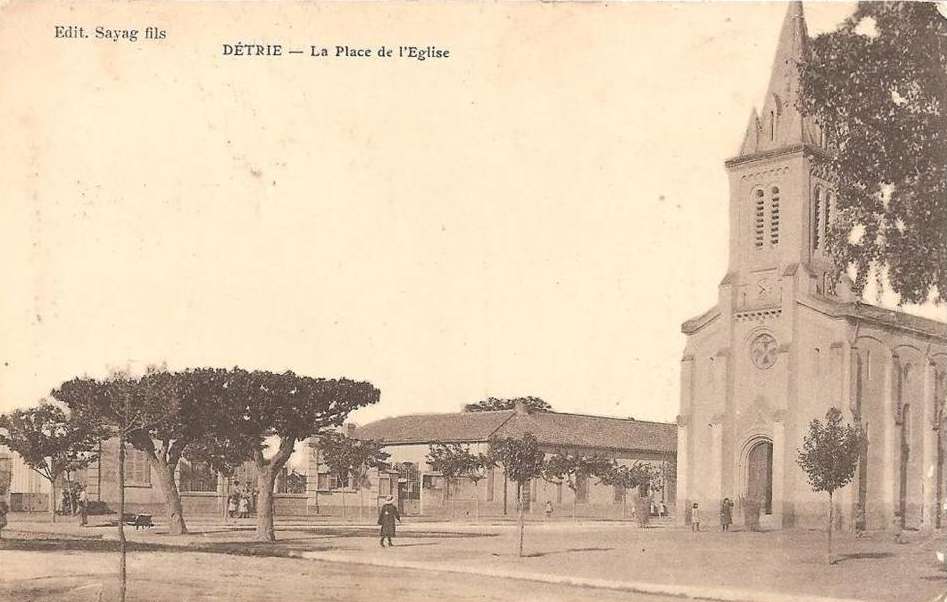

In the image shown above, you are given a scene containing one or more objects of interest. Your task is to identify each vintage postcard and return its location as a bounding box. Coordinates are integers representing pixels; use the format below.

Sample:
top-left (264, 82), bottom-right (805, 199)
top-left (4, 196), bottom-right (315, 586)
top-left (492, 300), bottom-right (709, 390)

top-left (1, 1), bottom-right (945, 601)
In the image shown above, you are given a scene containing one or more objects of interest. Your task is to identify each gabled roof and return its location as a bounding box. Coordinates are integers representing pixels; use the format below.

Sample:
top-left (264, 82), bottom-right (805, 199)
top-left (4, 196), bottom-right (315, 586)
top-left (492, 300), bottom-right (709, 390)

top-left (354, 409), bottom-right (677, 455)
top-left (353, 410), bottom-right (515, 445)
top-left (495, 411), bottom-right (677, 454)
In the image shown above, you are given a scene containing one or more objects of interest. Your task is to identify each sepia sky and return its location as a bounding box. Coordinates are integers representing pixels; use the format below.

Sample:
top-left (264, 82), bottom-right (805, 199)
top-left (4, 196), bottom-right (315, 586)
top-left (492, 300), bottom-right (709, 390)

top-left (1, 1), bottom-right (943, 427)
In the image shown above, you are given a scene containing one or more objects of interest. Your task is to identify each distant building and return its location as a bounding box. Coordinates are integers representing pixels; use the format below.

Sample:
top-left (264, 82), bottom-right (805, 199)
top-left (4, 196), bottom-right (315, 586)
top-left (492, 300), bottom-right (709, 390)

top-left (350, 401), bottom-right (677, 519)
top-left (678, 2), bottom-right (947, 531)
top-left (0, 444), bottom-right (51, 512)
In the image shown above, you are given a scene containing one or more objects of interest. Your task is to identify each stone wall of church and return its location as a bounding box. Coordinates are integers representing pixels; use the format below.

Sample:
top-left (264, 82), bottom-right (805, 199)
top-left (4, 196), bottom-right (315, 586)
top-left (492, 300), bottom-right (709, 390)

top-left (786, 304), bottom-right (857, 529)
top-left (681, 299), bottom-right (947, 532)
top-left (847, 326), bottom-right (947, 532)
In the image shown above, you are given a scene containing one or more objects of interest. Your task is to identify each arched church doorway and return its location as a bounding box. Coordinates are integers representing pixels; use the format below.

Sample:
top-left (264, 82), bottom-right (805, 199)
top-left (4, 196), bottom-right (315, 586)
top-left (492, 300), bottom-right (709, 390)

top-left (747, 440), bottom-right (773, 515)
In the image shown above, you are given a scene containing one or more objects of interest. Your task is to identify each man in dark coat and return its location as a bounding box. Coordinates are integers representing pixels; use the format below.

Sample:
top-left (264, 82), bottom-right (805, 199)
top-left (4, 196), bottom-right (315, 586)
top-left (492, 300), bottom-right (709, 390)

top-left (377, 495), bottom-right (400, 547)
top-left (720, 497), bottom-right (734, 532)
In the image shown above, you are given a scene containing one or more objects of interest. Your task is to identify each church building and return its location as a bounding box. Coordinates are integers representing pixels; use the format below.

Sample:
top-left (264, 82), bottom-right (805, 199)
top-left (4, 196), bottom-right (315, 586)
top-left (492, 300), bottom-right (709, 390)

top-left (676, 2), bottom-right (947, 531)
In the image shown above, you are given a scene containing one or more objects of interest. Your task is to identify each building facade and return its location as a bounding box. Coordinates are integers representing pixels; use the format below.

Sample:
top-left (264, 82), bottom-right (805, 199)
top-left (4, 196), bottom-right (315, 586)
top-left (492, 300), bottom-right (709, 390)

top-left (353, 402), bottom-right (677, 519)
top-left (677, 2), bottom-right (947, 531)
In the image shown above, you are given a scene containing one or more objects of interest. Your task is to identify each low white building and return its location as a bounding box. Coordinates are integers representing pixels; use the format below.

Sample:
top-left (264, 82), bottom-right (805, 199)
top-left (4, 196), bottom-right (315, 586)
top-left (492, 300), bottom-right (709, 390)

top-left (0, 444), bottom-right (51, 512)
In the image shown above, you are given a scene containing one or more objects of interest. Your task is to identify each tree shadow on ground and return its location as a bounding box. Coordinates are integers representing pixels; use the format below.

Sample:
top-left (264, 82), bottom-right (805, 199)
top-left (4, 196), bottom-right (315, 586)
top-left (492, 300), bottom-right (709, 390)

top-left (287, 527), bottom-right (496, 539)
top-left (490, 547), bottom-right (613, 558)
top-left (380, 542), bottom-right (439, 548)
top-left (835, 552), bottom-right (894, 563)
top-left (0, 537), bottom-right (328, 558)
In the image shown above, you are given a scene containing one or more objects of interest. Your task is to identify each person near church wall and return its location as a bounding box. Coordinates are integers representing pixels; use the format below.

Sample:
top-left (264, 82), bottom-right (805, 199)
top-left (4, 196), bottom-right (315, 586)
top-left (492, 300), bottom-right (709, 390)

top-left (720, 497), bottom-right (733, 532)
top-left (691, 502), bottom-right (701, 532)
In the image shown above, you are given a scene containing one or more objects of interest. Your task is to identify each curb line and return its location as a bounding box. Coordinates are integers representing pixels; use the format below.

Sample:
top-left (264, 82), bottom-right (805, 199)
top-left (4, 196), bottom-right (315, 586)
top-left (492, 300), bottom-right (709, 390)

top-left (295, 551), bottom-right (865, 602)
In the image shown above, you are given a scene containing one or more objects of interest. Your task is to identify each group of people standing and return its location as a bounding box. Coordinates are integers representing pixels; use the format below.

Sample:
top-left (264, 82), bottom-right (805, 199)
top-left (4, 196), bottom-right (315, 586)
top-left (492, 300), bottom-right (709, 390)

top-left (227, 485), bottom-right (256, 519)
top-left (690, 497), bottom-right (734, 532)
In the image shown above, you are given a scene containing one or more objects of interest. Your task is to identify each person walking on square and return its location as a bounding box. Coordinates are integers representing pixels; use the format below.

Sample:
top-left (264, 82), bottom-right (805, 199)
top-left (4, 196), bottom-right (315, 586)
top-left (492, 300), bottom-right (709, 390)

top-left (227, 494), bottom-right (237, 519)
top-left (377, 496), bottom-right (400, 547)
top-left (691, 502), bottom-right (701, 532)
top-left (544, 500), bottom-right (553, 521)
top-left (720, 497), bottom-right (733, 532)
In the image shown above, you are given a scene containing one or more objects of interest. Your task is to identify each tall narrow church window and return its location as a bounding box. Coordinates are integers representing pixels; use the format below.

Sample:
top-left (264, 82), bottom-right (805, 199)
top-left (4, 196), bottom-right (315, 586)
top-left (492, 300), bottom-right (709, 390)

top-left (812, 187), bottom-right (822, 251)
top-left (754, 189), bottom-right (765, 248)
top-left (770, 111), bottom-right (776, 141)
top-left (770, 186), bottom-right (780, 246)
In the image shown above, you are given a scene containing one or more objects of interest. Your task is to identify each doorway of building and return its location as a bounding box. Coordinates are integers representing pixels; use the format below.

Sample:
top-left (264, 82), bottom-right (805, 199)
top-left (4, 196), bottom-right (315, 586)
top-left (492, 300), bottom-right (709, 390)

top-left (747, 440), bottom-right (773, 515)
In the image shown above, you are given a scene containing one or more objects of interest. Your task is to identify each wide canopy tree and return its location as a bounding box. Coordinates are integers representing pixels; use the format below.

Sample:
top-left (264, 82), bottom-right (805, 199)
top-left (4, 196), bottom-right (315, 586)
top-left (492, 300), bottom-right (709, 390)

top-left (801, 1), bottom-right (947, 304)
top-left (201, 369), bottom-right (381, 541)
top-left (0, 402), bottom-right (103, 522)
top-left (52, 368), bottom-right (231, 536)
top-left (464, 396), bottom-right (552, 413)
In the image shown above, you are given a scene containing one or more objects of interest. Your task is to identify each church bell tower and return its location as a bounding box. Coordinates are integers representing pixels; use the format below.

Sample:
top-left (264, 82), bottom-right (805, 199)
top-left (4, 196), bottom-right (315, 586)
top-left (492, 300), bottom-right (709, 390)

top-left (721, 1), bottom-right (846, 313)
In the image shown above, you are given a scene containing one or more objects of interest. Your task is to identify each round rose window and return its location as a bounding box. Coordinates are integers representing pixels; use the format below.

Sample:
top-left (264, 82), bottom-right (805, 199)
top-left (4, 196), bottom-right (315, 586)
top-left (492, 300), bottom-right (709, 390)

top-left (750, 333), bottom-right (778, 369)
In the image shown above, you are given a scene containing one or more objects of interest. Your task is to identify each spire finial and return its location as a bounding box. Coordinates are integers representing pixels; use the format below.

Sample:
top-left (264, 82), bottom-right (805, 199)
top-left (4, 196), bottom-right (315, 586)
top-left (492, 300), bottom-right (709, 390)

top-left (735, 1), bottom-right (822, 156)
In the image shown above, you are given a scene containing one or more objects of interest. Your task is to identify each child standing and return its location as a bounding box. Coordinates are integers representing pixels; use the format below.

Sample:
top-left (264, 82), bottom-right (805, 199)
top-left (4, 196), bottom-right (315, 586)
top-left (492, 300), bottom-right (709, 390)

top-left (691, 502), bottom-right (701, 532)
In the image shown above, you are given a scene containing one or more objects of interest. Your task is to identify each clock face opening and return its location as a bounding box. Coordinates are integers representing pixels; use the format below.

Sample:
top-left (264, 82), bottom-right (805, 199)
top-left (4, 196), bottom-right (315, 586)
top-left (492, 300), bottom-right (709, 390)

top-left (750, 333), bottom-right (778, 369)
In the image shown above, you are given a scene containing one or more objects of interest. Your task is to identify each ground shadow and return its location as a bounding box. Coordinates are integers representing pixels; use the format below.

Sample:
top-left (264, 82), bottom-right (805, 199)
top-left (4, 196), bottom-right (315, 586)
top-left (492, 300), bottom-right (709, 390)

top-left (490, 546), bottom-right (614, 559)
top-left (835, 552), bottom-right (894, 563)
top-left (0, 536), bottom-right (330, 558)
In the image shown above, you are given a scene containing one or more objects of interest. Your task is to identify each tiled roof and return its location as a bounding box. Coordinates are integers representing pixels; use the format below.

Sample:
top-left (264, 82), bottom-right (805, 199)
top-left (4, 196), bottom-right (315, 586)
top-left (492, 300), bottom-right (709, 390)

top-left (495, 412), bottom-right (676, 454)
top-left (353, 410), bottom-right (515, 444)
top-left (354, 410), bottom-right (677, 454)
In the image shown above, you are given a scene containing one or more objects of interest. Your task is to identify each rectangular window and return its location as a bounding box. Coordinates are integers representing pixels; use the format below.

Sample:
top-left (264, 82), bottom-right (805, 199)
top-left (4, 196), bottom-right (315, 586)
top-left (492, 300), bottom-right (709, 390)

top-left (179, 460), bottom-right (218, 492)
top-left (556, 481), bottom-right (563, 504)
top-left (530, 479), bottom-right (538, 502)
top-left (276, 468), bottom-right (307, 494)
top-left (124, 447), bottom-right (151, 487)
top-left (486, 468), bottom-right (495, 502)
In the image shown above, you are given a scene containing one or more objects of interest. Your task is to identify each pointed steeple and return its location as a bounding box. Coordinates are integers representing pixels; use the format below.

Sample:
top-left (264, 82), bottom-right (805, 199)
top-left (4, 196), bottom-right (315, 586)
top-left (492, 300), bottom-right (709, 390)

top-left (737, 1), bottom-right (822, 156)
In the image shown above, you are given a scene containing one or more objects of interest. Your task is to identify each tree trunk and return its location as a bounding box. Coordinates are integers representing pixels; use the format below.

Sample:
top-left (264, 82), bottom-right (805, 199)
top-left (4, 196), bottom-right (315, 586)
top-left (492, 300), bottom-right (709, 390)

top-left (221, 475), bottom-right (230, 523)
top-left (503, 474), bottom-right (508, 516)
top-left (48, 476), bottom-right (57, 523)
top-left (149, 456), bottom-right (187, 535)
top-left (827, 492), bottom-right (834, 565)
top-left (252, 437), bottom-right (296, 542)
top-left (475, 483), bottom-right (480, 522)
top-left (518, 483), bottom-right (525, 557)
top-left (256, 467), bottom-right (277, 542)
top-left (118, 434), bottom-right (127, 602)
